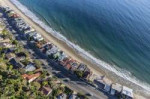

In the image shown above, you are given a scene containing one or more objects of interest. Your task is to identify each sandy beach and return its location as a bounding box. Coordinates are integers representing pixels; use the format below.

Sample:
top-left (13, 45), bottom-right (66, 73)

top-left (0, 0), bottom-right (149, 98)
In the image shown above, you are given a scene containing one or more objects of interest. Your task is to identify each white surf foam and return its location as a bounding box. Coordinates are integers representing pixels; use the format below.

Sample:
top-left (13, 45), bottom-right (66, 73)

top-left (10, 0), bottom-right (150, 93)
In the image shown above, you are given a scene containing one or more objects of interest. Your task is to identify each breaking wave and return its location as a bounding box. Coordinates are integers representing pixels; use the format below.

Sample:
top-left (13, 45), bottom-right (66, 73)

top-left (10, 0), bottom-right (150, 94)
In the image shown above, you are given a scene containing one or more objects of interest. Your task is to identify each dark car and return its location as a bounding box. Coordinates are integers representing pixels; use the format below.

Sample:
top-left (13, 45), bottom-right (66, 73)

top-left (85, 93), bottom-right (93, 96)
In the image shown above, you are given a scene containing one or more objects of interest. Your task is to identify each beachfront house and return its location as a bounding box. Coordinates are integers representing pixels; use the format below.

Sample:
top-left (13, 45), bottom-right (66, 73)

top-left (121, 86), bottom-right (133, 99)
top-left (41, 42), bottom-right (53, 53)
top-left (88, 74), bottom-right (98, 82)
top-left (64, 60), bottom-right (73, 70)
top-left (64, 59), bottom-right (74, 67)
top-left (26, 32), bottom-right (37, 40)
top-left (46, 45), bottom-right (59, 57)
top-left (70, 61), bottom-right (79, 73)
top-left (52, 51), bottom-right (61, 60)
top-left (4, 7), bottom-right (12, 13)
top-left (103, 77), bottom-right (112, 92)
top-left (11, 18), bottom-right (20, 25)
top-left (83, 68), bottom-right (92, 80)
top-left (7, 11), bottom-right (16, 18)
top-left (35, 42), bottom-right (44, 49)
top-left (110, 83), bottom-right (122, 95)
top-left (10, 13), bottom-right (20, 19)
top-left (94, 75), bottom-right (106, 89)
top-left (58, 51), bottom-right (68, 61)
top-left (41, 42), bottom-right (50, 48)
top-left (77, 63), bottom-right (87, 71)
top-left (11, 17), bottom-right (30, 32)
top-left (60, 57), bottom-right (71, 66)
top-left (20, 25), bottom-right (30, 32)
top-left (94, 76), bottom-right (112, 92)
top-left (13, 18), bottom-right (23, 25)
top-left (24, 27), bottom-right (35, 34)
top-left (32, 33), bottom-right (44, 42)
top-left (16, 21), bottom-right (29, 30)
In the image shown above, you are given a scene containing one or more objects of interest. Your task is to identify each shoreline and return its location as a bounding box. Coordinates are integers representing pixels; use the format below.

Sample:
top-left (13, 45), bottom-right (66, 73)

top-left (3, 0), bottom-right (105, 78)
top-left (1, 0), bottom-right (150, 98)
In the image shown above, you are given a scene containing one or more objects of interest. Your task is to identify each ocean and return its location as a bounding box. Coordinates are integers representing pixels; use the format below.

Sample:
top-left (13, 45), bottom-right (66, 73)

top-left (11, 0), bottom-right (150, 93)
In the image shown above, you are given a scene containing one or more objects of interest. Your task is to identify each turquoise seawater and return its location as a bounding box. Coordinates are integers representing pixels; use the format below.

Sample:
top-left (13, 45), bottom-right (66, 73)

top-left (16, 0), bottom-right (150, 86)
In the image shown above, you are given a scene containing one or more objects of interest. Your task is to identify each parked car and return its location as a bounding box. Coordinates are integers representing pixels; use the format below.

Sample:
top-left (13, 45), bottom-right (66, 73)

top-left (85, 93), bottom-right (93, 96)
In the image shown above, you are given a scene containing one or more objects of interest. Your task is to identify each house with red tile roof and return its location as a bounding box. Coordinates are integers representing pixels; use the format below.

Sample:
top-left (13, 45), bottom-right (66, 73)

top-left (60, 57), bottom-right (71, 66)
top-left (65, 59), bottom-right (77, 70)
top-left (65, 63), bottom-right (72, 70)
top-left (22, 72), bottom-right (41, 83)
